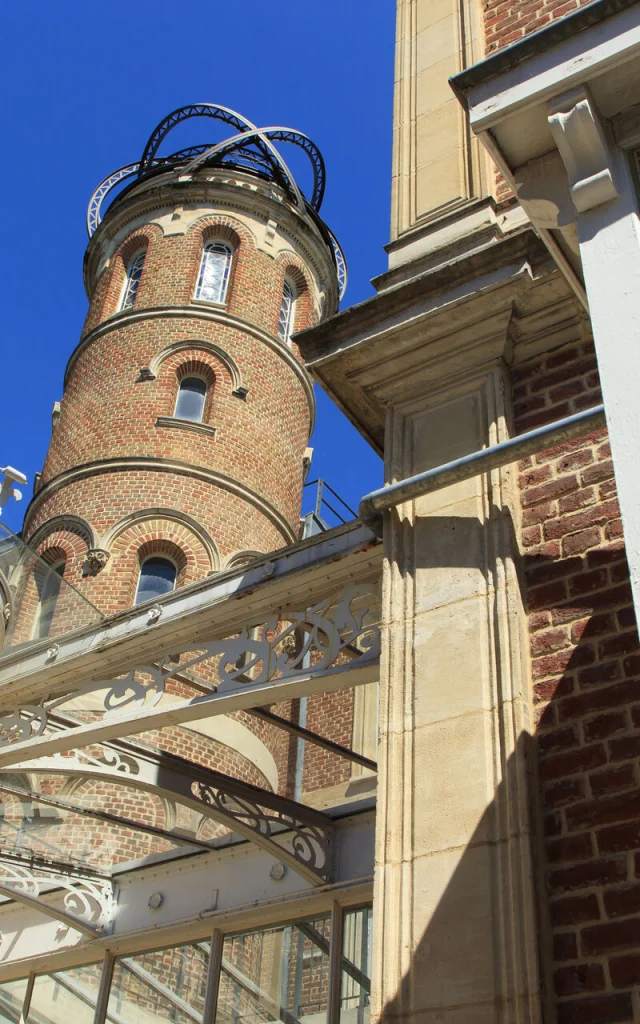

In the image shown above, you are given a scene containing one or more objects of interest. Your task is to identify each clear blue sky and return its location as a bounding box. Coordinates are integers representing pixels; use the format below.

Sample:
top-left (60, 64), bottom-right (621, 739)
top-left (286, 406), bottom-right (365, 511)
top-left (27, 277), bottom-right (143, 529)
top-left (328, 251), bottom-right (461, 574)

top-left (0, 1), bottom-right (394, 534)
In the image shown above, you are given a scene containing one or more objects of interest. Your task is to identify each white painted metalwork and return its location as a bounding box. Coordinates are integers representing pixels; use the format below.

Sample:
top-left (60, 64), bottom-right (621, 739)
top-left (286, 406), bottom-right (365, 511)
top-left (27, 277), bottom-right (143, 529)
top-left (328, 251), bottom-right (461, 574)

top-left (0, 859), bottom-right (115, 935)
top-left (11, 734), bottom-right (336, 885)
top-left (0, 581), bottom-right (379, 758)
top-left (278, 278), bottom-right (296, 343)
top-left (195, 241), bottom-right (232, 304)
top-left (119, 251), bottom-right (145, 310)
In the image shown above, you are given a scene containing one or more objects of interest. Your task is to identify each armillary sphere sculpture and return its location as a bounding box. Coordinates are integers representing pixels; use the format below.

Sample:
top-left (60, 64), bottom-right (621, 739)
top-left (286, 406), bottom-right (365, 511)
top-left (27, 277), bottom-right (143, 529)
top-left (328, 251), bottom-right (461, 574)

top-left (87, 103), bottom-right (347, 299)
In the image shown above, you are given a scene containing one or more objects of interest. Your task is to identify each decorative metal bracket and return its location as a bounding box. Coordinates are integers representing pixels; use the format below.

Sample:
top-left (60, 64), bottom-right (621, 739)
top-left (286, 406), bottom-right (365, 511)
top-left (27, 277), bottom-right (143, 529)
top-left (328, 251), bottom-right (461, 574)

top-left (0, 858), bottom-right (115, 937)
top-left (0, 583), bottom-right (380, 753)
top-left (13, 733), bottom-right (335, 885)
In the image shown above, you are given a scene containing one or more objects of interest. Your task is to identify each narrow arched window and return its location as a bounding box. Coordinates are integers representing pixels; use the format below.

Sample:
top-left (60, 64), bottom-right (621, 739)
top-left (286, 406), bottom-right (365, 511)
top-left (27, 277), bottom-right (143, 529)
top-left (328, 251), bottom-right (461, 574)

top-left (278, 278), bottom-right (296, 343)
top-left (195, 241), bottom-right (232, 303)
top-left (120, 251), bottom-right (146, 310)
top-left (135, 556), bottom-right (177, 605)
top-left (175, 376), bottom-right (207, 422)
top-left (34, 561), bottom-right (65, 639)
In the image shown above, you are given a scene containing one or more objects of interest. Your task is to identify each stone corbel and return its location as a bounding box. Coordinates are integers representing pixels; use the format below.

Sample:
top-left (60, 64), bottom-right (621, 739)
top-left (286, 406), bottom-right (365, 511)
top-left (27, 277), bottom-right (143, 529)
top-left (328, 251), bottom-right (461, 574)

top-left (84, 548), bottom-right (110, 576)
top-left (548, 87), bottom-right (619, 213)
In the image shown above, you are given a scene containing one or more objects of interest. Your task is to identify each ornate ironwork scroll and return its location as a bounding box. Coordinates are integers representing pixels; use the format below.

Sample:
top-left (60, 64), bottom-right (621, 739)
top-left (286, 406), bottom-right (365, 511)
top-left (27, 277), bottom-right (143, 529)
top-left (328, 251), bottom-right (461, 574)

top-left (0, 859), bottom-right (115, 933)
top-left (0, 582), bottom-right (380, 749)
top-left (192, 782), bottom-right (330, 880)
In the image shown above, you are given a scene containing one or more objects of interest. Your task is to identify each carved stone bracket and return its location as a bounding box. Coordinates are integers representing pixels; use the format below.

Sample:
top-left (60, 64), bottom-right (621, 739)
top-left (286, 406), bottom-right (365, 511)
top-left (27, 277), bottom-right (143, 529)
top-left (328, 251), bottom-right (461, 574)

top-left (84, 548), bottom-right (110, 576)
top-left (548, 87), bottom-right (619, 213)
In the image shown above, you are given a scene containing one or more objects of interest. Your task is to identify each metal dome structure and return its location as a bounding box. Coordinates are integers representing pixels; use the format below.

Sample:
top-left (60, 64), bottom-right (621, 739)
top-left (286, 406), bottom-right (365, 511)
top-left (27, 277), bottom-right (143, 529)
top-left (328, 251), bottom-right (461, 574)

top-left (87, 103), bottom-right (347, 299)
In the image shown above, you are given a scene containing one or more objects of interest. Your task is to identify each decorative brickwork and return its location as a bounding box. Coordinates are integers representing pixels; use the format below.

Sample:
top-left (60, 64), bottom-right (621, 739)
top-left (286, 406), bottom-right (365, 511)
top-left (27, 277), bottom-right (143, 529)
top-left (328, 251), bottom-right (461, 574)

top-left (515, 339), bottom-right (640, 1021)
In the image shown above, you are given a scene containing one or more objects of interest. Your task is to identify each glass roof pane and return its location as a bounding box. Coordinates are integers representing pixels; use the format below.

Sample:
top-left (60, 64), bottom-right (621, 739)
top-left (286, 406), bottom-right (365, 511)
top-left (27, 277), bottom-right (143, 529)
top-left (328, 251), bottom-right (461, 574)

top-left (0, 977), bottom-right (29, 1023)
top-left (0, 522), bottom-right (102, 653)
top-left (27, 964), bottom-right (103, 1024)
top-left (109, 942), bottom-right (210, 1023)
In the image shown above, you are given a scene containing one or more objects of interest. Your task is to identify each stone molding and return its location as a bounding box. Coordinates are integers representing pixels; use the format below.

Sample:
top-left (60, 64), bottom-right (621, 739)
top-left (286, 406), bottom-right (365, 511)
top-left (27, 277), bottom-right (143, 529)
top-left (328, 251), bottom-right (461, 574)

top-left (155, 415), bottom-right (217, 440)
top-left (65, 305), bottom-right (316, 437)
top-left (25, 513), bottom-right (97, 553)
top-left (150, 339), bottom-right (243, 392)
top-left (23, 458), bottom-right (298, 546)
top-left (98, 507), bottom-right (221, 572)
top-left (84, 172), bottom-right (339, 316)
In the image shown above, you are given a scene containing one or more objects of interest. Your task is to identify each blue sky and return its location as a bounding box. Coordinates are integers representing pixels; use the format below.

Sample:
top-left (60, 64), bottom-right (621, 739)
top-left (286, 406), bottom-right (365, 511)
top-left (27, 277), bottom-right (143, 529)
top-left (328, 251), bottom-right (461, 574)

top-left (0, 1), bottom-right (394, 534)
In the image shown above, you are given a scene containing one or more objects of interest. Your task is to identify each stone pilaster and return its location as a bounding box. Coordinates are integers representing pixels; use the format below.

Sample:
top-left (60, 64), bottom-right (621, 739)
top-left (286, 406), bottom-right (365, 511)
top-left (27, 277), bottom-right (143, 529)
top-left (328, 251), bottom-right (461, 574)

top-left (373, 359), bottom-right (541, 1022)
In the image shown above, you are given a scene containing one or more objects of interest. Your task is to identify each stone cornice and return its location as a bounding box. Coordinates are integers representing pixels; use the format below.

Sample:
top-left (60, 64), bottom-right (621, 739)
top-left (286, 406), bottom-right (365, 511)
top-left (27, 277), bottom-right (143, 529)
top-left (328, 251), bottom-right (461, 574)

top-left (84, 173), bottom-right (339, 314)
top-left (24, 457), bottom-right (298, 545)
top-left (297, 229), bottom-right (585, 454)
top-left (65, 305), bottom-right (316, 438)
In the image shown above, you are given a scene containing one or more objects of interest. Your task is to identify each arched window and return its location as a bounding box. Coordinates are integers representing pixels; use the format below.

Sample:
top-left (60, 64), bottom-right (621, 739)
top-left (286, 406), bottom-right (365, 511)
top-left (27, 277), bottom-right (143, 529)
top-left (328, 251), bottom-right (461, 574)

top-left (195, 241), bottom-right (232, 304)
top-left (278, 278), bottom-right (297, 343)
top-left (34, 560), bottom-right (65, 639)
top-left (135, 556), bottom-right (177, 605)
top-left (120, 251), bottom-right (146, 310)
top-left (175, 376), bottom-right (207, 422)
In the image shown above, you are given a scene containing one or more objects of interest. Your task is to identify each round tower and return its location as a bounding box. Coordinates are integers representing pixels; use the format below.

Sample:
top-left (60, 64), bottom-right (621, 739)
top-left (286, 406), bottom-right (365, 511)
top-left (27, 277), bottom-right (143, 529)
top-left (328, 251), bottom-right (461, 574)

top-left (11, 107), bottom-right (350, 838)
top-left (22, 104), bottom-right (346, 616)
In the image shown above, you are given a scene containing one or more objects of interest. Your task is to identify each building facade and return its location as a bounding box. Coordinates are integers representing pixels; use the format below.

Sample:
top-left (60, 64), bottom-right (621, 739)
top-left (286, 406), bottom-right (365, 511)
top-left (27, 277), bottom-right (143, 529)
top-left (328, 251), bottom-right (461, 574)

top-left (2, 2), bottom-right (640, 1023)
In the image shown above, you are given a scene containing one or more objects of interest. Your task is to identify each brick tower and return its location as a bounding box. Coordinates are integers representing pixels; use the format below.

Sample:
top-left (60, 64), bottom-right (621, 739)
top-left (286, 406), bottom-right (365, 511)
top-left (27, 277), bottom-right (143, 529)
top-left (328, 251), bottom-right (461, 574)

top-left (12, 106), bottom-right (350, 844)
top-left (22, 104), bottom-right (345, 616)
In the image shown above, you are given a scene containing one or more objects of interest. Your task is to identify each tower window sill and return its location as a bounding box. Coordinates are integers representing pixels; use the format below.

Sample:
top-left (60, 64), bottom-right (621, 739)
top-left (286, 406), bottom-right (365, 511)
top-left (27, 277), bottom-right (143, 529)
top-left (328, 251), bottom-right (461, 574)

top-left (156, 416), bottom-right (217, 439)
top-left (191, 299), bottom-right (227, 310)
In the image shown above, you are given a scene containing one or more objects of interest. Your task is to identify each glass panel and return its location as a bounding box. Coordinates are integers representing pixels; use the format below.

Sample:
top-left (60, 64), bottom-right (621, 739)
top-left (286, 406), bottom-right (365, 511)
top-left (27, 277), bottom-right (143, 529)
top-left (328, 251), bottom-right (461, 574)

top-left (0, 521), bottom-right (102, 654)
top-left (27, 964), bottom-right (103, 1023)
top-left (135, 557), bottom-right (177, 605)
top-left (121, 251), bottom-right (145, 310)
top-left (196, 242), bottom-right (232, 303)
top-left (0, 977), bottom-right (28, 1023)
top-left (339, 906), bottom-right (372, 1024)
top-left (216, 913), bottom-right (331, 1024)
top-left (33, 560), bottom-right (64, 639)
top-left (108, 941), bottom-right (210, 1023)
top-left (175, 377), bottom-right (207, 422)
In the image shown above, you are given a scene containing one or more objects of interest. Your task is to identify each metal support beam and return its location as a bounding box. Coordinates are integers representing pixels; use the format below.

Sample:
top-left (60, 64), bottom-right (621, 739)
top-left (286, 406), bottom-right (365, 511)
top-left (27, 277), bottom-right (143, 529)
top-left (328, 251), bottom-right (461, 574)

top-left (11, 732), bottom-right (336, 885)
top-left (0, 783), bottom-right (217, 856)
top-left (247, 708), bottom-right (377, 772)
top-left (358, 405), bottom-right (606, 533)
top-left (0, 661), bottom-right (377, 771)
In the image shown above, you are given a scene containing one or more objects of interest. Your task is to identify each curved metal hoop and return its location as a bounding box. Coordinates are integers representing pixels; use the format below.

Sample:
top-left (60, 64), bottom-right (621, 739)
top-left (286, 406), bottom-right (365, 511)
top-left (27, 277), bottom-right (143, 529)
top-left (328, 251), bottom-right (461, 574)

top-left (85, 102), bottom-right (345, 297)
top-left (139, 103), bottom-right (256, 172)
top-left (183, 126), bottom-right (326, 212)
top-left (87, 163), bottom-right (140, 237)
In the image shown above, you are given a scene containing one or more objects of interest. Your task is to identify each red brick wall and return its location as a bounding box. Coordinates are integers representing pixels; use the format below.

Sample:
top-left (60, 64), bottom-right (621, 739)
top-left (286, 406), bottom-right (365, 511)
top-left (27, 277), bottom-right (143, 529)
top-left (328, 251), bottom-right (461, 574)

top-left (515, 340), bottom-right (640, 1022)
top-left (484, 0), bottom-right (598, 55)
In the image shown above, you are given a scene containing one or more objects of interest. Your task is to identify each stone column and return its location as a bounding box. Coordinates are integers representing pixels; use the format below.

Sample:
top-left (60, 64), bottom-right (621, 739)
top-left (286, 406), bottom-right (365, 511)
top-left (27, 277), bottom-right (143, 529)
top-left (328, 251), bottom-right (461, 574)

top-left (373, 359), bottom-right (542, 1022)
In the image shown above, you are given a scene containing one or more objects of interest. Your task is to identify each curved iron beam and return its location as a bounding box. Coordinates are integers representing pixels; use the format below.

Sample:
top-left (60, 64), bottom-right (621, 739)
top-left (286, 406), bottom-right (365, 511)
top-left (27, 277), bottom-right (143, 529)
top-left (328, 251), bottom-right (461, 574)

top-left (184, 126), bottom-right (326, 211)
top-left (12, 737), bottom-right (333, 886)
top-left (139, 103), bottom-right (258, 174)
top-left (87, 163), bottom-right (140, 238)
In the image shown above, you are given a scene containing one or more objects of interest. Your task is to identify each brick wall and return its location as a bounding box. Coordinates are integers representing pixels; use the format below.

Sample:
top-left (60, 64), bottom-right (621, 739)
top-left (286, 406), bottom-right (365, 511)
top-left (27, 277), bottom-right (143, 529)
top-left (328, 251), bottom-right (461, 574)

top-left (484, 0), bottom-right (598, 55)
top-left (515, 339), bottom-right (640, 1022)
